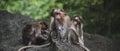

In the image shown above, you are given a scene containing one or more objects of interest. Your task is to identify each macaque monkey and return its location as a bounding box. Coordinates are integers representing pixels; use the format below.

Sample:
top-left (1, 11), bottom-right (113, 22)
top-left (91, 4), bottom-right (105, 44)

top-left (50, 8), bottom-right (71, 42)
top-left (72, 15), bottom-right (84, 42)
top-left (71, 15), bottom-right (90, 51)
top-left (18, 21), bottom-right (51, 51)
top-left (50, 8), bottom-right (90, 51)
top-left (50, 8), bottom-right (89, 51)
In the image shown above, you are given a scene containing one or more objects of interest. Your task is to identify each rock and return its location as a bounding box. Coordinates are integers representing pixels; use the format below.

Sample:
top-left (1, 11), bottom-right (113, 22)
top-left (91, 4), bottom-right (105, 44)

top-left (0, 10), bottom-right (33, 51)
top-left (0, 11), bottom-right (117, 51)
top-left (84, 33), bottom-right (114, 51)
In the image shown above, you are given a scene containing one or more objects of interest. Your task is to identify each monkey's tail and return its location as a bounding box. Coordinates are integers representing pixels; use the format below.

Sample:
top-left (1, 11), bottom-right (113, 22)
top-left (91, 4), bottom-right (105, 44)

top-left (18, 42), bottom-right (51, 51)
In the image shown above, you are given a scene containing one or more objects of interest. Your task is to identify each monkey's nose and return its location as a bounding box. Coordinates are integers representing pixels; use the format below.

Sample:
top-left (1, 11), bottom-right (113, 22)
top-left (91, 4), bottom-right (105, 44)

top-left (56, 16), bottom-right (61, 20)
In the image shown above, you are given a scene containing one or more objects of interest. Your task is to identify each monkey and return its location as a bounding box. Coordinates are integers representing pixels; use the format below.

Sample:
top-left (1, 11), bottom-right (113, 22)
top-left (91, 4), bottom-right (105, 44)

top-left (50, 8), bottom-right (90, 51)
top-left (49, 8), bottom-right (76, 51)
top-left (72, 15), bottom-right (84, 42)
top-left (22, 21), bottom-right (49, 45)
top-left (49, 8), bottom-right (89, 51)
top-left (70, 15), bottom-right (90, 51)
top-left (18, 21), bottom-right (51, 51)
top-left (50, 8), bottom-right (86, 49)
top-left (50, 8), bottom-right (71, 42)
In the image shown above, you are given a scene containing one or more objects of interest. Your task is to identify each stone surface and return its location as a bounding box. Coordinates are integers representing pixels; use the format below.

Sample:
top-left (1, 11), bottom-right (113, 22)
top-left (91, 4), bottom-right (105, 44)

top-left (0, 11), bottom-right (118, 51)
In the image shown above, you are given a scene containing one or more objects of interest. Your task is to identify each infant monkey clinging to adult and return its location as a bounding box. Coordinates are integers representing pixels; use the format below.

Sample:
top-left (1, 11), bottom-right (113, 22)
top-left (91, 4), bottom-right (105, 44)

top-left (72, 15), bottom-right (90, 51)
top-left (18, 21), bottom-right (51, 51)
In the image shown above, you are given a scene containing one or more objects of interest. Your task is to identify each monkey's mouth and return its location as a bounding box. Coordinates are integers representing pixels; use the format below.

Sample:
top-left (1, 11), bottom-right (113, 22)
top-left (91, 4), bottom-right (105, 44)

top-left (73, 21), bottom-right (77, 25)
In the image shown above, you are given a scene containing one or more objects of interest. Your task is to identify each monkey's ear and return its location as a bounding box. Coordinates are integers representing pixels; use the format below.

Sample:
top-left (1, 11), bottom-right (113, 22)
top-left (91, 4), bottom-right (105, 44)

top-left (39, 22), bottom-right (48, 30)
top-left (51, 8), bottom-right (56, 11)
top-left (50, 8), bottom-right (56, 17)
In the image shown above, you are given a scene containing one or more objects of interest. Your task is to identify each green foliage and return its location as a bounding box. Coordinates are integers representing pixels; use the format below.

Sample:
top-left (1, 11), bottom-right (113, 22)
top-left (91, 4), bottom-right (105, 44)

top-left (0, 0), bottom-right (63, 20)
top-left (0, 0), bottom-right (120, 38)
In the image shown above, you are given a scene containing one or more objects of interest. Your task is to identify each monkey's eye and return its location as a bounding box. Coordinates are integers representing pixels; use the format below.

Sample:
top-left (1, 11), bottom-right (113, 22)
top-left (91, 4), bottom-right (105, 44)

top-left (73, 19), bottom-right (80, 24)
top-left (55, 12), bottom-right (60, 15)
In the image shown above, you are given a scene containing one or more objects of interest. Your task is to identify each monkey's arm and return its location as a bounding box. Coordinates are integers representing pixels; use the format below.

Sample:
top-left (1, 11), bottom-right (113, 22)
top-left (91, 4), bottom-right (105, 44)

top-left (69, 29), bottom-right (79, 44)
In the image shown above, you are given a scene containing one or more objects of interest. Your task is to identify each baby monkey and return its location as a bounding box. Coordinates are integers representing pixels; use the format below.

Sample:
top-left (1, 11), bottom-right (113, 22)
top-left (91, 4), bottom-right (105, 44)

top-left (72, 15), bottom-right (90, 51)
top-left (18, 21), bottom-right (50, 51)
top-left (72, 15), bottom-right (83, 41)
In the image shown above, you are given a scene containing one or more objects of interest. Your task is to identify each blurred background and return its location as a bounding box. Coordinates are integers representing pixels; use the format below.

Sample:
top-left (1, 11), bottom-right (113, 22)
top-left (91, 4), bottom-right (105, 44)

top-left (0, 0), bottom-right (120, 39)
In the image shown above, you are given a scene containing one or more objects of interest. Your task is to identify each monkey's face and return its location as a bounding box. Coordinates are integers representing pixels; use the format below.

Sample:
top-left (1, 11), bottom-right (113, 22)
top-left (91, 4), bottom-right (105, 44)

top-left (51, 8), bottom-right (67, 24)
top-left (73, 16), bottom-right (83, 26)
top-left (36, 22), bottom-right (49, 40)
top-left (38, 22), bottom-right (48, 33)
top-left (23, 22), bottom-right (48, 38)
top-left (22, 22), bottom-right (49, 45)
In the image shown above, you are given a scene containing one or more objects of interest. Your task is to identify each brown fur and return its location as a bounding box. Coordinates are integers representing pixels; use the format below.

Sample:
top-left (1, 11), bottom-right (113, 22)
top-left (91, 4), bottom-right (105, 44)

top-left (50, 8), bottom-right (71, 42)
top-left (18, 21), bottom-right (51, 51)
top-left (72, 15), bottom-right (90, 51)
